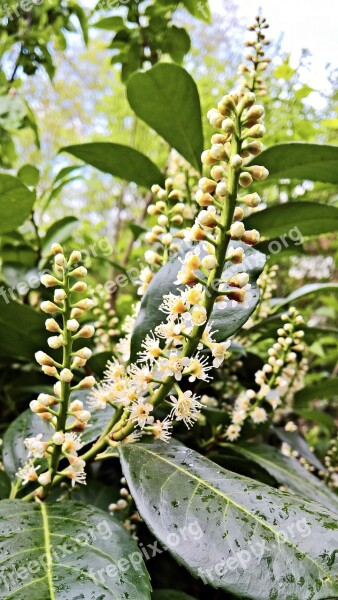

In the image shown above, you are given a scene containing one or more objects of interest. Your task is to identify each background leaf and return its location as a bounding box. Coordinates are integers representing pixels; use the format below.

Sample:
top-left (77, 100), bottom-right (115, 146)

top-left (61, 143), bottom-right (165, 189)
top-left (120, 441), bottom-right (338, 600)
top-left (0, 300), bottom-right (47, 360)
top-left (228, 443), bottom-right (338, 513)
top-left (0, 174), bottom-right (36, 234)
top-left (244, 202), bottom-right (338, 240)
top-left (127, 64), bottom-right (203, 171)
top-left (0, 499), bottom-right (151, 599)
top-left (130, 242), bottom-right (265, 362)
top-left (272, 283), bottom-right (338, 308)
top-left (41, 216), bottom-right (79, 253)
top-left (250, 143), bottom-right (338, 183)
top-left (294, 378), bottom-right (338, 408)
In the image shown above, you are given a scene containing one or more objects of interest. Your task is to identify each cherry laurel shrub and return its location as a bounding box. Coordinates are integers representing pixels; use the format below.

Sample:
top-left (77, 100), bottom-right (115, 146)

top-left (0, 16), bottom-right (337, 600)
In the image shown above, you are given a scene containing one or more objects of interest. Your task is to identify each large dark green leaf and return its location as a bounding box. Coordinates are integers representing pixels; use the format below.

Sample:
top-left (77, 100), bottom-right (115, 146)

top-left (0, 300), bottom-right (47, 360)
top-left (250, 143), bottom-right (338, 183)
top-left (244, 202), bottom-right (338, 240)
top-left (0, 499), bottom-right (151, 599)
top-left (127, 64), bottom-right (203, 170)
top-left (272, 283), bottom-right (338, 309)
top-left (61, 143), bottom-right (164, 189)
top-left (3, 391), bottom-right (114, 480)
top-left (228, 443), bottom-right (338, 513)
top-left (0, 174), bottom-right (36, 234)
top-left (130, 242), bottom-right (265, 362)
top-left (120, 441), bottom-right (338, 600)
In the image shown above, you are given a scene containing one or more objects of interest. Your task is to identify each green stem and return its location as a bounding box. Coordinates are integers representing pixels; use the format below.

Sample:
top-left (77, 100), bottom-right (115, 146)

top-left (42, 274), bottom-right (72, 497)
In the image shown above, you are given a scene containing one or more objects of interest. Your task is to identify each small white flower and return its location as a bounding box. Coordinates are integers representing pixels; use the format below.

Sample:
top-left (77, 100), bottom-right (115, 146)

top-left (62, 432), bottom-right (83, 455)
top-left (230, 221), bottom-right (245, 239)
top-left (47, 335), bottom-right (63, 349)
top-left (152, 419), bottom-right (173, 442)
top-left (65, 457), bottom-right (86, 487)
top-left (128, 400), bottom-right (154, 429)
top-left (16, 461), bottom-right (40, 486)
top-left (251, 407), bottom-right (268, 424)
top-left (24, 434), bottom-right (49, 458)
top-left (52, 432), bottom-right (65, 445)
top-left (138, 333), bottom-right (162, 363)
top-left (184, 353), bottom-right (212, 382)
top-left (225, 424), bottom-right (241, 441)
top-left (54, 289), bottom-right (67, 303)
top-left (169, 390), bottom-right (202, 429)
top-left (191, 305), bottom-right (207, 326)
top-left (210, 340), bottom-right (231, 367)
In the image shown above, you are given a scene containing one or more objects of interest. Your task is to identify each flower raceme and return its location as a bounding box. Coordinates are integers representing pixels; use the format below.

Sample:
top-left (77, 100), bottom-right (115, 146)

top-left (16, 245), bottom-right (96, 494)
top-left (88, 72), bottom-right (270, 445)
top-left (225, 307), bottom-right (308, 441)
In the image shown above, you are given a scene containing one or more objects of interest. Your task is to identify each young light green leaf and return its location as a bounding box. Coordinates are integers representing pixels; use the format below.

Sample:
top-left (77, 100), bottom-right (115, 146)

top-left (0, 500), bottom-right (151, 599)
top-left (249, 143), bottom-right (338, 184)
top-left (244, 202), bottom-right (338, 239)
top-left (17, 164), bottom-right (40, 187)
top-left (127, 64), bottom-right (203, 171)
top-left (228, 443), bottom-right (338, 514)
top-left (119, 441), bottom-right (338, 600)
top-left (61, 143), bottom-right (165, 189)
top-left (130, 242), bottom-right (265, 363)
top-left (0, 174), bottom-right (36, 234)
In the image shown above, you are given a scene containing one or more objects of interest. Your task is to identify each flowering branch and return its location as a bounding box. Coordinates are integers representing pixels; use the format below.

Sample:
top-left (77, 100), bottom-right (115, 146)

top-left (16, 245), bottom-right (97, 498)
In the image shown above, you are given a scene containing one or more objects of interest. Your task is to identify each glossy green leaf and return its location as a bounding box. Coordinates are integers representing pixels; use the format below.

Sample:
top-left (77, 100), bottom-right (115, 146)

top-left (120, 441), bottom-right (338, 600)
top-left (0, 300), bottom-right (47, 360)
top-left (272, 283), bottom-right (338, 308)
top-left (250, 143), bottom-right (338, 183)
top-left (3, 391), bottom-right (114, 480)
top-left (61, 143), bottom-right (165, 189)
top-left (228, 443), bottom-right (338, 514)
top-left (41, 216), bottom-right (79, 253)
top-left (17, 164), bottom-right (40, 187)
top-left (0, 499), bottom-right (151, 599)
top-left (130, 242), bottom-right (265, 362)
top-left (127, 64), bottom-right (203, 170)
top-left (244, 202), bottom-right (338, 240)
top-left (0, 174), bottom-right (36, 234)
top-left (294, 378), bottom-right (338, 407)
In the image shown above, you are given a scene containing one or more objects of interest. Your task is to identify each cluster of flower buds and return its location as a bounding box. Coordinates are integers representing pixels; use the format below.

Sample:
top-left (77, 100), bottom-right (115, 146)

top-left (91, 284), bottom-right (120, 352)
top-left (225, 307), bottom-right (308, 441)
top-left (16, 245), bottom-right (96, 491)
top-left (240, 15), bottom-right (271, 95)
top-left (109, 477), bottom-right (142, 541)
top-left (143, 179), bottom-right (188, 267)
top-left (323, 437), bottom-right (338, 490)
